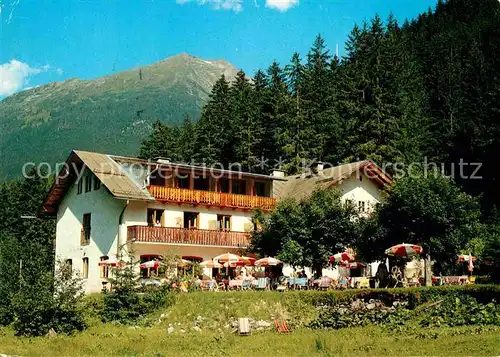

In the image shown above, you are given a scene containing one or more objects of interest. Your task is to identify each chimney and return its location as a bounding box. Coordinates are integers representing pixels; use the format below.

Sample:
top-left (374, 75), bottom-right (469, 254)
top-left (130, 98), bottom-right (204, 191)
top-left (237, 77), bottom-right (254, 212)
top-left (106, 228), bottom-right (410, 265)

top-left (311, 161), bottom-right (324, 175)
top-left (271, 170), bottom-right (285, 178)
top-left (156, 157), bottom-right (171, 164)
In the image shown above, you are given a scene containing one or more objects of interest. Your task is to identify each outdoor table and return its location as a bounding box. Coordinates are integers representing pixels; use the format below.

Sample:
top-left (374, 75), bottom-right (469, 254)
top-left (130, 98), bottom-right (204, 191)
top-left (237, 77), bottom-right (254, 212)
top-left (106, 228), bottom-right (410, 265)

top-left (443, 275), bottom-right (469, 285)
top-left (228, 279), bottom-right (243, 290)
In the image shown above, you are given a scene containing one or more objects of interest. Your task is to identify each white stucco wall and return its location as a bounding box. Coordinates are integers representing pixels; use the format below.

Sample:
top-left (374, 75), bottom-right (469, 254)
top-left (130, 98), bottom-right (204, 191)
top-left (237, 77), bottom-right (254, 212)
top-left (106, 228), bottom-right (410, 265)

top-left (122, 202), bottom-right (254, 232)
top-left (55, 171), bottom-right (125, 293)
top-left (337, 173), bottom-right (383, 214)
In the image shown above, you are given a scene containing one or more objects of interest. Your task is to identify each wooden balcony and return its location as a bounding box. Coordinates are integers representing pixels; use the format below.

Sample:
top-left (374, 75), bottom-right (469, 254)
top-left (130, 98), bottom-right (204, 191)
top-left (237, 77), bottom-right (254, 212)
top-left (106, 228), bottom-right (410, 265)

top-left (148, 185), bottom-right (276, 211)
top-left (128, 225), bottom-right (250, 248)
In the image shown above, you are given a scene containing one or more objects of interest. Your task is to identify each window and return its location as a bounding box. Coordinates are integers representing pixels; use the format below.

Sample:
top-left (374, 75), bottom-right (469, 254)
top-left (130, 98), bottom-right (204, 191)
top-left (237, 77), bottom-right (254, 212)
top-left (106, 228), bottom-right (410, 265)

top-left (81, 213), bottom-right (91, 245)
top-left (219, 178), bottom-right (230, 193)
top-left (65, 259), bottom-right (73, 275)
top-left (255, 182), bottom-right (267, 197)
top-left (77, 178), bottom-right (83, 194)
top-left (85, 174), bottom-right (92, 192)
top-left (184, 212), bottom-right (199, 229)
top-left (94, 175), bottom-right (101, 190)
top-left (100, 256), bottom-right (109, 278)
top-left (147, 209), bottom-right (164, 226)
top-left (217, 215), bottom-right (231, 231)
top-left (149, 170), bottom-right (165, 186)
top-left (82, 257), bottom-right (89, 279)
top-left (194, 177), bottom-right (209, 191)
top-left (358, 201), bottom-right (366, 213)
top-left (232, 179), bottom-right (247, 195)
top-left (176, 174), bottom-right (190, 189)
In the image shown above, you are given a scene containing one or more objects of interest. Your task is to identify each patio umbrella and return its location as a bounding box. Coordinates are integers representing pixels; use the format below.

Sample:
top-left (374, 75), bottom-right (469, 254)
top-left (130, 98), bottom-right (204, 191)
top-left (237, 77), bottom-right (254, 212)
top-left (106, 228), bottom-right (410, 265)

top-left (224, 256), bottom-right (256, 267)
top-left (213, 252), bottom-right (241, 264)
top-left (341, 261), bottom-right (366, 269)
top-left (200, 259), bottom-right (222, 269)
top-left (177, 259), bottom-right (192, 268)
top-left (457, 254), bottom-right (477, 263)
top-left (385, 243), bottom-right (423, 257)
top-left (255, 257), bottom-right (282, 266)
top-left (241, 256), bottom-right (256, 265)
top-left (213, 253), bottom-right (241, 276)
top-left (140, 260), bottom-right (161, 269)
top-left (98, 256), bottom-right (121, 267)
top-left (329, 252), bottom-right (355, 264)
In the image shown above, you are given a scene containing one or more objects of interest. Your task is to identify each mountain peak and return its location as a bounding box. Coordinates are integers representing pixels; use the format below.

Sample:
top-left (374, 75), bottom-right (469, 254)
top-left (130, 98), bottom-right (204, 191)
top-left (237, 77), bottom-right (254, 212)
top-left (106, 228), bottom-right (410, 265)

top-left (0, 55), bottom-right (239, 179)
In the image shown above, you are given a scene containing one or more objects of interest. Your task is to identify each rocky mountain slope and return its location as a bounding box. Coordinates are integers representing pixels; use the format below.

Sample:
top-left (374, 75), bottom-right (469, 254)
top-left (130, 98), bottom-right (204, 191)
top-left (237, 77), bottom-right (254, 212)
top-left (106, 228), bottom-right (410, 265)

top-left (0, 53), bottom-right (238, 179)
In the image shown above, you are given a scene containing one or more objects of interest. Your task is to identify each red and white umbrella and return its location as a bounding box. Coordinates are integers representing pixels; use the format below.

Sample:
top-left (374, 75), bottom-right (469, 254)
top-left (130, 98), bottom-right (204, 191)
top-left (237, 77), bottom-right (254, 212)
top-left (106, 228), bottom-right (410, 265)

top-left (200, 260), bottom-right (222, 269)
top-left (140, 260), bottom-right (161, 269)
top-left (329, 252), bottom-right (355, 264)
top-left (385, 243), bottom-right (423, 257)
top-left (224, 256), bottom-right (256, 267)
top-left (177, 259), bottom-right (193, 267)
top-left (457, 254), bottom-right (477, 263)
top-left (241, 256), bottom-right (256, 265)
top-left (213, 253), bottom-right (241, 264)
top-left (98, 256), bottom-right (121, 267)
top-left (255, 257), bottom-right (282, 266)
top-left (340, 261), bottom-right (366, 269)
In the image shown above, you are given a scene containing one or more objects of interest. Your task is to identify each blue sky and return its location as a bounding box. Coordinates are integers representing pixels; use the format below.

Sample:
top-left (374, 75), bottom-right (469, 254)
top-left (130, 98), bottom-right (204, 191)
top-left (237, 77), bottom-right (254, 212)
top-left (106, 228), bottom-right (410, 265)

top-left (0, 0), bottom-right (438, 97)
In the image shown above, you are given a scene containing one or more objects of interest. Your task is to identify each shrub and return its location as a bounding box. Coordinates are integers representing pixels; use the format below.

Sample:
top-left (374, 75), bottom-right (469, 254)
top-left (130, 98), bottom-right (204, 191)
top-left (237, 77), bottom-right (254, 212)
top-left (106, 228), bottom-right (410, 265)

top-left (12, 261), bottom-right (86, 336)
top-left (102, 249), bottom-right (173, 324)
top-left (420, 295), bottom-right (500, 327)
top-left (307, 285), bottom-right (500, 330)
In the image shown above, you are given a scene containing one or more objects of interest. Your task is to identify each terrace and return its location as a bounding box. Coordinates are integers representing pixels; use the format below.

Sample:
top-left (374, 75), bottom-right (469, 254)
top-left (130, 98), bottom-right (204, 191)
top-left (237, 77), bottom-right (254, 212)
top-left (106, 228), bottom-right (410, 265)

top-left (147, 168), bottom-right (277, 211)
top-left (127, 225), bottom-right (250, 248)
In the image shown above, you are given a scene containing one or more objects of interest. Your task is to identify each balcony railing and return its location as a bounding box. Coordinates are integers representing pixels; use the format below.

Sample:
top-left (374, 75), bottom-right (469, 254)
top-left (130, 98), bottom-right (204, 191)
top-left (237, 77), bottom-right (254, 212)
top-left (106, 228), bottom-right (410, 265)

top-left (148, 185), bottom-right (276, 210)
top-left (128, 225), bottom-right (250, 247)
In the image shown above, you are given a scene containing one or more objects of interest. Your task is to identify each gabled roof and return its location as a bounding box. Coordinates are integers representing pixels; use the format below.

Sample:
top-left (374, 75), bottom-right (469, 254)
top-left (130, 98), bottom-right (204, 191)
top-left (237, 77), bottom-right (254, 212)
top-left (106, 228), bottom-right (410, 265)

top-left (41, 150), bottom-right (153, 215)
top-left (274, 160), bottom-right (392, 202)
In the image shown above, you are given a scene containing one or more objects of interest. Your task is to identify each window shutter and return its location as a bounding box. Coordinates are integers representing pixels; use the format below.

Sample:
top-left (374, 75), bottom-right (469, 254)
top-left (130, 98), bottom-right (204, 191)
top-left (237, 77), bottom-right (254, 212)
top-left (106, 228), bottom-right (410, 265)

top-left (243, 223), bottom-right (253, 232)
top-left (208, 220), bottom-right (217, 230)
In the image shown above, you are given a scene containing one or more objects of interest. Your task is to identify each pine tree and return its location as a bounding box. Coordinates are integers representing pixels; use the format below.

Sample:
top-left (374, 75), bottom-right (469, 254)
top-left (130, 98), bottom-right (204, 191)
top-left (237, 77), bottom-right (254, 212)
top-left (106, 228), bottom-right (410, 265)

top-left (194, 75), bottom-right (231, 166)
top-left (263, 61), bottom-right (290, 171)
top-left (178, 114), bottom-right (196, 163)
top-left (284, 52), bottom-right (306, 169)
top-left (229, 70), bottom-right (260, 171)
top-left (139, 121), bottom-right (181, 161)
top-left (302, 35), bottom-right (332, 161)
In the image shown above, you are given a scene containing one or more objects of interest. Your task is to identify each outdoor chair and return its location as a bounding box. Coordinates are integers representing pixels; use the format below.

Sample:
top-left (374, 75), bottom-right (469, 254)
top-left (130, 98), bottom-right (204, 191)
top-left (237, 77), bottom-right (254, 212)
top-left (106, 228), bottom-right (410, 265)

top-left (406, 270), bottom-right (421, 287)
top-left (276, 277), bottom-right (288, 292)
top-left (391, 266), bottom-right (403, 288)
top-left (242, 279), bottom-right (251, 291)
top-left (255, 277), bottom-right (269, 290)
top-left (318, 277), bottom-right (332, 290)
top-left (229, 279), bottom-right (243, 290)
top-left (338, 276), bottom-right (349, 289)
top-left (274, 319), bottom-right (291, 333)
top-left (294, 277), bottom-right (308, 290)
top-left (238, 318), bottom-right (251, 336)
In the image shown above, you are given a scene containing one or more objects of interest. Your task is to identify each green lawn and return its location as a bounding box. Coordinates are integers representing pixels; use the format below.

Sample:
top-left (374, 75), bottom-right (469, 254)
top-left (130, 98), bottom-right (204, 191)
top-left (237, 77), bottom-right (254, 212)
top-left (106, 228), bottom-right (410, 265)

top-left (1, 325), bottom-right (499, 356)
top-left (1, 289), bottom-right (499, 356)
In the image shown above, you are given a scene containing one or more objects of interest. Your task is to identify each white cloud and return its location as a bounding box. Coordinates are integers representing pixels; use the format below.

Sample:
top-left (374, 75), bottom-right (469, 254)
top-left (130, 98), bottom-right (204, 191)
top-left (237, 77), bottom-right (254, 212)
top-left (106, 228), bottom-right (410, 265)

top-left (0, 60), bottom-right (49, 96)
top-left (56, 68), bottom-right (64, 75)
top-left (176, 0), bottom-right (243, 12)
top-left (265, 0), bottom-right (299, 11)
